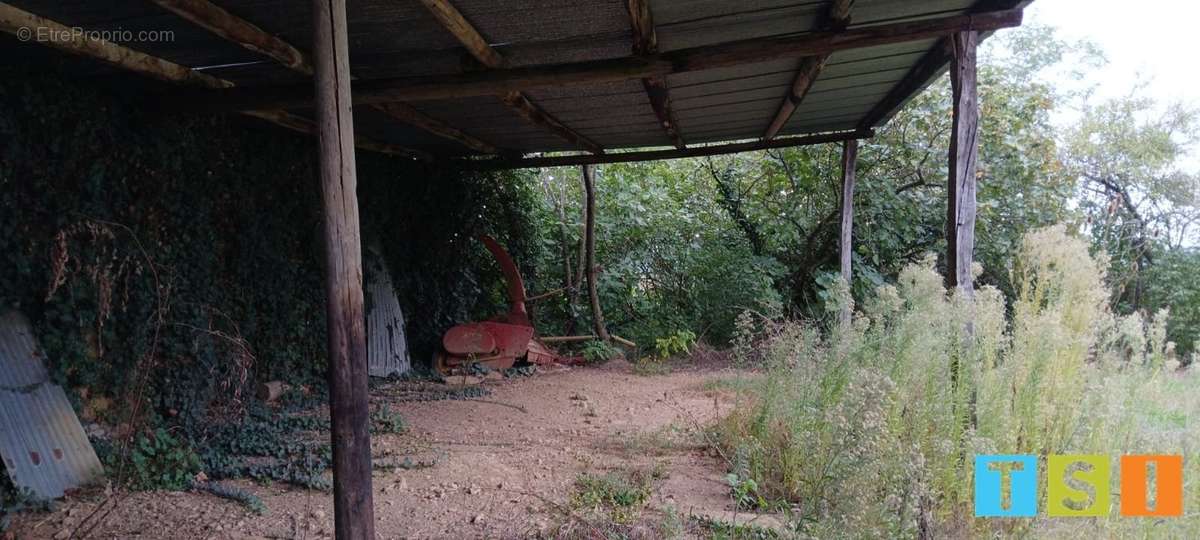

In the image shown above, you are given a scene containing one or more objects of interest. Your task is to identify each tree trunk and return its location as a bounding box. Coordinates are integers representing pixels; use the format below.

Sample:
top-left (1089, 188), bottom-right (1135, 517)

top-left (567, 170), bottom-right (588, 334)
top-left (554, 188), bottom-right (579, 333)
top-left (582, 164), bottom-right (610, 342)
top-left (312, 0), bottom-right (375, 537)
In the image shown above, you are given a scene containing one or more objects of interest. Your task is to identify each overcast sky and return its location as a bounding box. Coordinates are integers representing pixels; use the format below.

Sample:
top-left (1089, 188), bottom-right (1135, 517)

top-left (1026, 0), bottom-right (1199, 169)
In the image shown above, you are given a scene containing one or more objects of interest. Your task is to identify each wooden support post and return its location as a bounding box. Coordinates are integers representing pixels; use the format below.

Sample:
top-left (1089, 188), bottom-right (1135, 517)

top-left (946, 31), bottom-right (979, 297)
top-left (839, 139), bottom-right (858, 325)
top-left (582, 165), bottom-right (610, 342)
top-left (312, 0), bottom-right (374, 538)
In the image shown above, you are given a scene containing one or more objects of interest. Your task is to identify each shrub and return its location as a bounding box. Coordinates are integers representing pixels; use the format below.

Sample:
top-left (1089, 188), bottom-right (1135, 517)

top-left (581, 340), bottom-right (619, 363)
top-left (572, 468), bottom-right (659, 524)
top-left (711, 226), bottom-right (1199, 537)
top-left (654, 330), bottom-right (697, 360)
top-left (126, 428), bottom-right (202, 491)
top-left (370, 405), bottom-right (407, 434)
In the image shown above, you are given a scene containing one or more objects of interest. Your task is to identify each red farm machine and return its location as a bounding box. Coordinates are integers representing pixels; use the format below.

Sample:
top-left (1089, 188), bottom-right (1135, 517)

top-left (432, 235), bottom-right (576, 375)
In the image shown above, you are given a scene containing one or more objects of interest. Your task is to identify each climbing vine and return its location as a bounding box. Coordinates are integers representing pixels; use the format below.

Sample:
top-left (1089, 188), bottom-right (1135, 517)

top-left (0, 69), bottom-right (543, 495)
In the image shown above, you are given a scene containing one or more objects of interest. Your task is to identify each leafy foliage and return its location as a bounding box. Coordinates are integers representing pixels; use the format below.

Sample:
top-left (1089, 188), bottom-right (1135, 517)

top-left (580, 339), bottom-right (619, 363)
top-left (653, 330), bottom-right (697, 360)
top-left (712, 226), bottom-right (1200, 537)
top-left (0, 68), bottom-right (537, 497)
top-left (370, 405), bottom-right (407, 434)
top-left (126, 429), bottom-right (202, 491)
top-left (193, 481), bottom-right (267, 515)
top-left (572, 468), bottom-right (659, 524)
top-left (196, 398), bottom-right (332, 490)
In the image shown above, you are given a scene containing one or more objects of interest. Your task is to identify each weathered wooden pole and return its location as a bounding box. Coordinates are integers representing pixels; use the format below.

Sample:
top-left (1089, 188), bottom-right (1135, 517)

top-left (312, 0), bottom-right (375, 538)
top-left (838, 139), bottom-right (858, 325)
top-left (582, 165), bottom-right (611, 342)
top-left (946, 30), bottom-right (979, 297)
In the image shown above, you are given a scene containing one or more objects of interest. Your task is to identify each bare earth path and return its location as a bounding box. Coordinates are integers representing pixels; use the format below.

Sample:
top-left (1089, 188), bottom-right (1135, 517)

top-left (9, 361), bottom-right (767, 539)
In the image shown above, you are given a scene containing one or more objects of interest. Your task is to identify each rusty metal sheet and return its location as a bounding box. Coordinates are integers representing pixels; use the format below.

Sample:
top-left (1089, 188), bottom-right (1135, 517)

top-left (365, 248), bottom-right (411, 378)
top-left (0, 310), bottom-right (104, 499)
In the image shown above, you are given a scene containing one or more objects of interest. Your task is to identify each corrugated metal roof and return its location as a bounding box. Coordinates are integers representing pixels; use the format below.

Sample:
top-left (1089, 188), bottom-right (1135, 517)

top-left (0, 311), bottom-right (104, 499)
top-left (0, 0), bottom-right (1028, 157)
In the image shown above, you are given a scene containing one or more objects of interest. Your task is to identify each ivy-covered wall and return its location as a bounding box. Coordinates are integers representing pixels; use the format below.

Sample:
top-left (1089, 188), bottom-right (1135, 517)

top-left (0, 70), bottom-right (542, 431)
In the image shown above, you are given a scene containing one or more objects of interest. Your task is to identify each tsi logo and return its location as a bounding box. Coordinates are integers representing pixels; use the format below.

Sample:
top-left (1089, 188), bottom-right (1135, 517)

top-left (974, 454), bottom-right (1183, 517)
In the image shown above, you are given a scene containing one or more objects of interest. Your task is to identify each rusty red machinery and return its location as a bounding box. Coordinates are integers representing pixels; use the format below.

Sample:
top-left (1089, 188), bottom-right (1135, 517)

top-left (433, 235), bottom-right (574, 375)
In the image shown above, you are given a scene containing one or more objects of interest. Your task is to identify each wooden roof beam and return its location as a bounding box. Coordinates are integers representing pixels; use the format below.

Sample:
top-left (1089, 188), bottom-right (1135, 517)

top-left (149, 0), bottom-right (498, 154)
top-left (181, 8), bottom-right (1023, 113)
top-left (762, 0), bottom-right (854, 140)
top-left (416, 0), bottom-right (506, 69)
top-left (858, 0), bottom-right (1031, 129)
top-left (465, 128), bottom-right (873, 169)
top-left (502, 92), bottom-right (604, 154)
top-left (418, 0), bottom-right (603, 154)
top-left (627, 0), bottom-right (686, 150)
top-left (0, 2), bottom-right (427, 159)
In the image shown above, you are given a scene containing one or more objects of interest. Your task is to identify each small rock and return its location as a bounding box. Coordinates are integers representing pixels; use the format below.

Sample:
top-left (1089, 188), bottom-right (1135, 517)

top-left (54, 530), bottom-right (71, 540)
top-left (472, 514), bottom-right (485, 524)
top-left (311, 509), bottom-right (326, 520)
top-left (467, 485), bottom-right (481, 495)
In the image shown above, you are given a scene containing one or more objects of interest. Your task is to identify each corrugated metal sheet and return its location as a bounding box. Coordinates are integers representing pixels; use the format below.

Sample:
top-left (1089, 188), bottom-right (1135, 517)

top-left (365, 249), bottom-right (411, 378)
top-left (1, 0), bottom-right (1024, 155)
top-left (0, 311), bottom-right (104, 499)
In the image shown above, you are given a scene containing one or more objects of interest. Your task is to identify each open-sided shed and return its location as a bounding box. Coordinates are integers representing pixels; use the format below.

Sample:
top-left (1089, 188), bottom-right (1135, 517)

top-left (0, 0), bottom-right (1030, 536)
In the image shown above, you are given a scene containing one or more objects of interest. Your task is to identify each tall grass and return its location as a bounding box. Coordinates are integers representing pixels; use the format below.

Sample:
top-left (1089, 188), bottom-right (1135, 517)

top-left (713, 225), bottom-right (1200, 538)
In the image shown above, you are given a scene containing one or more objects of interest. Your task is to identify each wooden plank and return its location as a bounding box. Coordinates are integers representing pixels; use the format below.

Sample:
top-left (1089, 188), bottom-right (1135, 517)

top-left (627, 0), bottom-right (685, 149)
top-left (762, 0), bottom-right (853, 140)
top-left (501, 91), bottom-right (604, 154)
top-left (465, 128), bottom-right (872, 169)
top-left (501, 92), bottom-right (604, 153)
top-left (150, 0), bottom-right (498, 153)
top-left (417, 0), bottom-right (506, 69)
top-left (184, 8), bottom-right (1024, 112)
top-left (418, 0), bottom-right (601, 153)
top-left (763, 56), bottom-right (828, 140)
top-left (372, 102), bottom-right (498, 153)
top-left (150, 0), bottom-right (309, 70)
top-left (946, 31), bottom-right (978, 295)
top-left (626, 0), bottom-right (657, 56)
top-left (839, 138), bottom-right (858, 325)
top-left (0, 2), bottom-right (424, 158)
top-left (312, 0), bottom-right (375, 538)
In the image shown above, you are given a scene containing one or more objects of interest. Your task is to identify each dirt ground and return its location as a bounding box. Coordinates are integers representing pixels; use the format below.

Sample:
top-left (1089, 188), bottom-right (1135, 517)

top-left (8, 360), bottom-right (778, 539)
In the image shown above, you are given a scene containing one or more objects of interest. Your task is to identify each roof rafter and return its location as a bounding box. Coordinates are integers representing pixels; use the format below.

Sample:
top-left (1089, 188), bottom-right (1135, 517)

top-left (762, 0), bottom-right (854, 140)
top-left (465, 129), bottom-right (874, 169)
top-left (0, 2), bottom-right (427, 159)
top-left (858, 0), bottom-right (1032, 129)
top-left (417, 0), bottom-right (603, 154)
top-left (626, 0), bottom-right (685, 149)
top-left (182, 8), bottom-right (1024, 113)
top-left (149, 0), bottom-right (498, 154)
